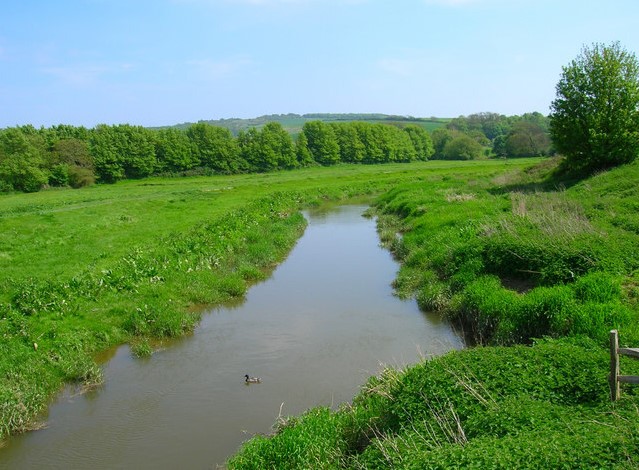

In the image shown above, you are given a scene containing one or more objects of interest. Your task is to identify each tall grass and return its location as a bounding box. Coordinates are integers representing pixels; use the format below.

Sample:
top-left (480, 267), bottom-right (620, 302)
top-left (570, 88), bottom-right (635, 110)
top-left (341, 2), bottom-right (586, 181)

top-left (375, 158), bottom-right (639, 346)
top-left (228, 338), bottom-right (639, 469)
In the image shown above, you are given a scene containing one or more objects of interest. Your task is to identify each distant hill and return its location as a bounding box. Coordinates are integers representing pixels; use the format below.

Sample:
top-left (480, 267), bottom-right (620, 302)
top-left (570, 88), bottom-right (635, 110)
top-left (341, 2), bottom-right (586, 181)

top-left (161, 113), bottom-right (449, 136)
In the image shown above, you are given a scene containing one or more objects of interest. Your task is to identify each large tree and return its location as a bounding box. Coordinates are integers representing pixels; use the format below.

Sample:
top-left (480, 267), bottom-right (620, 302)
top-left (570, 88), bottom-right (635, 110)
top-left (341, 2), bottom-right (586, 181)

top-left (302, 121), bottom-right (340, 166)
top-left (186, 123), bottom-right (245, 174)
top-left (0, 127), bottom-right (48, 192)
top-left (550, 42), bottom-right (639, 171)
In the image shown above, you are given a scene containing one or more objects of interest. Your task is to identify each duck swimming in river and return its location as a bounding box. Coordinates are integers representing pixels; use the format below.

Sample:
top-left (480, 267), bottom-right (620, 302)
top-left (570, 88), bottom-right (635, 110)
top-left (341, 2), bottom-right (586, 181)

top-left (245, 374), bottom-right (261, 384)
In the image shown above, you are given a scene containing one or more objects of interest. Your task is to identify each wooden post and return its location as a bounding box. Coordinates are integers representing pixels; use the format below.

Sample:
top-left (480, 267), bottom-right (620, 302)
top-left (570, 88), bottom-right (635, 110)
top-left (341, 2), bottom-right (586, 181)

top-left (610, 330), bottom-right (620, 401)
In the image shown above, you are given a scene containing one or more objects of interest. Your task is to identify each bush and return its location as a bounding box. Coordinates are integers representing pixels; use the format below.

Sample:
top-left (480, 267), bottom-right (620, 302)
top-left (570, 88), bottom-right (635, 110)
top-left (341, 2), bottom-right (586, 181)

top-left (573, 271), bottom-right (622, 303)
top-left (48, 164), bottom-right (70, 187)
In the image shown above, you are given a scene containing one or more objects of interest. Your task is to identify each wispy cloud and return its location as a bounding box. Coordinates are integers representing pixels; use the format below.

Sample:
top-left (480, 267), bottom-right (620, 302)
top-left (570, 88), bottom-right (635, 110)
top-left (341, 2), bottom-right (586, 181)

top-left (42, 64), bottom-right (109, 86)
top-left (41, 63), bottom-right (135, 86)
top-left (377, 58), bottom-right (419, 77)
top-left (187, 56), bottom-right (253, 80)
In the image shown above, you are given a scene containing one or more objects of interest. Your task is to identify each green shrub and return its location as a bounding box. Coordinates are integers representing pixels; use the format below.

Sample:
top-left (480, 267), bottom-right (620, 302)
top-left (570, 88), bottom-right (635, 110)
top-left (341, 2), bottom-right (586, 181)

top-left (48, 164), bottom-right (70, 187)
top-left (227, 407), bottom-right (348, 469)
top-left (573, 271), bottom-right (622, 303)
top-left (454, 276), bottom-right (519, 344)
top-left (515, 285), bottom-right (576, 340)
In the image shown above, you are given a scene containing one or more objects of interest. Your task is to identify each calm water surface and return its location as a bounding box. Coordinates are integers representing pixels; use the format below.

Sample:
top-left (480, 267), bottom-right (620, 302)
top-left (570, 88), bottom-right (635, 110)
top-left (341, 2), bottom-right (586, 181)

top-left (0, 205), bottom-right (462, 469)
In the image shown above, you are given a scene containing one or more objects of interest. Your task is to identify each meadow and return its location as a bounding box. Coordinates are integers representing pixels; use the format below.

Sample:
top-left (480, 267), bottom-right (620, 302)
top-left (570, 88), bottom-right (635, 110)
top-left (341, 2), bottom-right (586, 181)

top-left (0, 159), bottom-right (531, 441)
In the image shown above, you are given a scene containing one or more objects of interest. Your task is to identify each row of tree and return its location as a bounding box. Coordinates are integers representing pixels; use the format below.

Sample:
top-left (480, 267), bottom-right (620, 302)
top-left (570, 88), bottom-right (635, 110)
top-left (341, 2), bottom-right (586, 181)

top-left (0, 121), bottom-right (435, 192)
top-left (430, 112), bottom-right (553, 160)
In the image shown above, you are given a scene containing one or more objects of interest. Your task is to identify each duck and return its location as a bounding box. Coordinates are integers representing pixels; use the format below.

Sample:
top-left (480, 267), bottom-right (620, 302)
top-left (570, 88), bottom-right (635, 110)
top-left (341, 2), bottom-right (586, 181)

top-left (244, 374), bottom-right (261, 384)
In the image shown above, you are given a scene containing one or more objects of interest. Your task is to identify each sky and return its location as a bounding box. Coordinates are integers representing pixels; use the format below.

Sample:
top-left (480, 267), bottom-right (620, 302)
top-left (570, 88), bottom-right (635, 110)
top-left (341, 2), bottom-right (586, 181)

top-left (1, 0), bottom-right (639, 128)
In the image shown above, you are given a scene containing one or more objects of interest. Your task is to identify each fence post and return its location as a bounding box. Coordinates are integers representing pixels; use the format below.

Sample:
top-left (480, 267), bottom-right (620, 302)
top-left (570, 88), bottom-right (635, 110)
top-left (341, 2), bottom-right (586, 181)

top-left (610, 329), bottom-right (620, 401)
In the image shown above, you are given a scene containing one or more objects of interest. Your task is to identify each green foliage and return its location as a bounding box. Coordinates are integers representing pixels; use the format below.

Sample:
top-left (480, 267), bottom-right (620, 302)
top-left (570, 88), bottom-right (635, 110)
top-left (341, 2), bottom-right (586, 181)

top-left (227, 407), bottom-right (348, 469)
top-left (187, 123), bottom-right (245, 174)
top-left (302, 120), bottom-right (341, 165)
top-left (0, 127), bottom-right (48, 192)
top-left (442, 134), bottom-right (483, 160)
top-left (3, 161), bottom-right (481, 440)
top-left (403, 124), bottom-right (434, 160)
top-left (154, 127), bottom-right (196, 172)
top-left (505, 121), bottom-right (552, 157)
top-left (550, 42), bottom-right (639, 172)
top-left (375, 158), bottom-right (639, 346)
top-left (294, 131), bottom-right (314, 167)
top-left (238, 122), bottom-right (296, 172)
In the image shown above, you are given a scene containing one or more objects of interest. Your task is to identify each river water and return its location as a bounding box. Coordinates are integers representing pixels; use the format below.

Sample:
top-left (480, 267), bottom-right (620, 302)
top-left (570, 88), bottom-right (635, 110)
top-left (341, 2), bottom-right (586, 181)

top-left (0, 205), bottom-right (462, 469)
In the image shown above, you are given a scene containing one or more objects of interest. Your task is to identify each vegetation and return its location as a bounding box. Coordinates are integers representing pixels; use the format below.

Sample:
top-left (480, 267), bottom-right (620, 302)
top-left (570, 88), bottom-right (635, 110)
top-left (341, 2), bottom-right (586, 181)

top-left (439, 112), bottom-right (552, 160)
top-left (550, 42), bottom-right (639, 172)
top-left (0, 120), bottom-right (437, 193)
top-left (228, 337), bottom-right (639, 469)
top-left (0, 160), bottom-right (534, 442)
top-left (164, 113), bottom-right (449, 135)
top-left (227, 42), bottom-right (639, 468)
top-left (1, 111), bottom-right (551, 195)
top-left (228, 157), bottom-right (639, 469)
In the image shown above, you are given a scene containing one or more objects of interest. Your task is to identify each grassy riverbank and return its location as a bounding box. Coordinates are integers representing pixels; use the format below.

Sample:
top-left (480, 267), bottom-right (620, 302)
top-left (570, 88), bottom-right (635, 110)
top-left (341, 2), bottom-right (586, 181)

top-left (227, 158), bottom-right (639, 468)
top-left (0, 160), bottom-right (533, 442)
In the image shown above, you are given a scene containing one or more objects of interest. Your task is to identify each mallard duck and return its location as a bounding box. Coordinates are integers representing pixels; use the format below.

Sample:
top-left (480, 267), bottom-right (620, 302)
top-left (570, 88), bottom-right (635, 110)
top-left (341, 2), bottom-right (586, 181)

top-left (244, 374), bottom-right (261, 384)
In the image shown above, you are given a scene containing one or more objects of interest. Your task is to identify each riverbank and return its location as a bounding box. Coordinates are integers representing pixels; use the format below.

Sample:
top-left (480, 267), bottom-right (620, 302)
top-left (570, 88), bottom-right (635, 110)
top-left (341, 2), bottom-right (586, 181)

top-left (0, 160), bottom-right (533, 442)
top-left (227, 158), bottom-right (639, 468)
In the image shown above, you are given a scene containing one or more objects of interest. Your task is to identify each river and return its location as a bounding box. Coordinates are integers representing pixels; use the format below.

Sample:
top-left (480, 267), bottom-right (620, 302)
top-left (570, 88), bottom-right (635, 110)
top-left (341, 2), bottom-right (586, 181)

top-left (0, 205), bottom-right (462, 469)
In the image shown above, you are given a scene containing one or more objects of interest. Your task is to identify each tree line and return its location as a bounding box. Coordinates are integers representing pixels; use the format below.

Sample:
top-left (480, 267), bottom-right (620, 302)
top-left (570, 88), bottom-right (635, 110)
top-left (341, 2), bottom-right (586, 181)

top-left (0, 113), bottom-right (553, 193)
top-left (0, 121), bottom-right (435, 193)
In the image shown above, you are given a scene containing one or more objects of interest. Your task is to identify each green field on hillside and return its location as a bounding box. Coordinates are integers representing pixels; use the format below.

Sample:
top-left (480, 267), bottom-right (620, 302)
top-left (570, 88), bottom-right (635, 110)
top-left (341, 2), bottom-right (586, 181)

top-left (167, 113), bottom-right (449, 136)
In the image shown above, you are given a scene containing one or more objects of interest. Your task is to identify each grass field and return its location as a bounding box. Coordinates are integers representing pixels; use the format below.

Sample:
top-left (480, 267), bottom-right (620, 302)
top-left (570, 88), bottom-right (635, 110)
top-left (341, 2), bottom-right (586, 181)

top-left (0, 159), bottom-right (533, 441)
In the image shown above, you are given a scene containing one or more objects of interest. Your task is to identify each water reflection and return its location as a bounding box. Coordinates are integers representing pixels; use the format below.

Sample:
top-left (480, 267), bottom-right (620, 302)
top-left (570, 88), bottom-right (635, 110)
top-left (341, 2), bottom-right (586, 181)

top-left (0, 205), bottom-right (462, 470)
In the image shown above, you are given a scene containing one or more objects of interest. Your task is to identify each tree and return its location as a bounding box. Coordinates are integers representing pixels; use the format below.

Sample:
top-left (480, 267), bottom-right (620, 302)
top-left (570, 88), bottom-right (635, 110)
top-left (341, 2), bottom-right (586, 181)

top-left (442, 134), bottom-right (483, 160)
top-left (294, 131), bottom-right (314, 167)
top-left (403, 125), bottom-right (434, 161)
top-left (550, 42), bottom-right (639, 171)
top-left (0, 127), bottom-right (48, 192)
top-left (187, 123), bottom-right (245, 174)
top-left (50, 138), bottom-right (95, 187)
top-left (302, 121), bottom-right (340, 166)
top-left (505, 121), bottom-right (551, 157)
top-left (90, 125), bottom-right (125, 183)
top-left (431, 128), bottom-right (455, 159)
top-left (89, 124), bottom-right (156, 182)
top-left (331, 123), bottom-right (366, 163)
top-left (238, 122), bottom-right (296, 172)
top-left (155, 128), bottom-right (196, 172)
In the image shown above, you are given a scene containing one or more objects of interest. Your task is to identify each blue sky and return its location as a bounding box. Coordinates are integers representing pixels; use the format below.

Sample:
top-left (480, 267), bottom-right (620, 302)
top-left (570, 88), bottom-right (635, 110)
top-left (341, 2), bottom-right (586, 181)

top-left (1, 0), bottom-right (638, 128)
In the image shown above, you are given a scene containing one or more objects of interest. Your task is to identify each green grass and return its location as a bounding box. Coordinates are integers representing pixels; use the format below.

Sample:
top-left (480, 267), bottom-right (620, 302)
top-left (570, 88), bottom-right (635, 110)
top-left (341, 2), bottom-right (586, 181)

top-left (0, 159), bottom-right (534, 441)
top-left (228, 337), bottom-right (639, 469)
top-left (374, 157), bottom-right (639, 346)
top-left (227, 157), bottom-right (639, 469)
